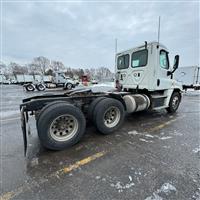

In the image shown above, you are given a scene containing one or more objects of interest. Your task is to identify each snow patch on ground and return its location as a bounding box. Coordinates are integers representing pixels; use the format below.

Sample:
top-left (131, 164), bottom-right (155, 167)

top-left (128, 130), bottom-right (174, 142)
top-left (128, 130), bottom-right (140, 135)
top-left (193, 146), bottom-right (200, 154)
top-left (110, 180), bottom-right (135, 193)
top-left (95, 176), bottom-right (101, 180)
top-left (139, 138), bottom-right (153, 143)
top-left (158, 136), bottom-right (172, 140)
top-left (128, 127), bottom-right (183, 141)
top-left (128, 130), bottom-right (155, 140)
top-left (192, 187), bottom-right (200, 200)
top-left (145, 134), bottom-right (155, 138)
top-left (172, 130), bottom-right (183, 136)
top-left (96, 174), bottom-right (136, 193)
top-left (158, 183), bottom-right (177, 194)
top-left (145, 183), bottom-right (177, 200)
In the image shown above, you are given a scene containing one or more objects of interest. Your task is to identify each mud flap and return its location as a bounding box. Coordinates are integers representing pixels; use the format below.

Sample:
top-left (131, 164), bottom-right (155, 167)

top-left (21, 107), bottom-right (27, 156)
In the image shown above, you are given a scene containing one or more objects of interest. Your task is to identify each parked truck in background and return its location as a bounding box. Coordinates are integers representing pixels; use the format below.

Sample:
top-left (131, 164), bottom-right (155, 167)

top-left (23, 72), bottom-right (77, 91)
top-left (22, 75), bottom-right (51, 92)
top-left (174, 66), bottom-right (200, 90)
top-left (52, 72), bottom-right (77, 90)
top-left (20, 41), bottom-right (182, 154)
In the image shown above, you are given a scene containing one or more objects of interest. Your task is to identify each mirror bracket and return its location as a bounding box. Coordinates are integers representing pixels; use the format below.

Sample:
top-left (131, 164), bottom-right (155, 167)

top-left (167, 71), bottom-right (172, 76)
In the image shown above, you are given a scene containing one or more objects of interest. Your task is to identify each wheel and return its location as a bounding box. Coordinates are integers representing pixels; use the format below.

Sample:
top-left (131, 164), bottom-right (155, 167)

top-left (93, 98), bottom-right (125, 135)
top-left (66, 83), bottom-right (73, 90)
top-left (36, 83), bottom-right (46, 91)
top-left (166, 91), bottom-right (181, 113)
top-left (35, 100), bottom-right (71, 126)
top-left (37, 103), bottom-right (86, 150)
top-left (25, 84), bottom-right (35, 92)
top-left (87, 97), bottom-right (107, 123)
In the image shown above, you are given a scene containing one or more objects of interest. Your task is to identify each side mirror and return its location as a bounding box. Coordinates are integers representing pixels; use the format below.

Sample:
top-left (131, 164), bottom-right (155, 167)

top-left (173, 55), bottom-right (179, 71)
top-left (167, 55), bottom-right (179, 77)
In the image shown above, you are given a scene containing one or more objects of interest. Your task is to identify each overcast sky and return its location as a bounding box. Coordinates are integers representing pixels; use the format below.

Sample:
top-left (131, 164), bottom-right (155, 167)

top-left (1, 1), bottom-right (199, 71)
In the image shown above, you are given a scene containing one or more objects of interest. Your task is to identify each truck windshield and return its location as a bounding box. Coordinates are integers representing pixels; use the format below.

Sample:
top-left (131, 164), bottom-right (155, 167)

top-left (131, 49), bottom-right (148, 68)
top-left (117, 54), bottom-right (129, 69)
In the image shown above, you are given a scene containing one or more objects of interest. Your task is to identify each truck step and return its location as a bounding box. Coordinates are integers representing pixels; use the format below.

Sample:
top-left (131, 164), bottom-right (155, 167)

top-left (151, 95), bottom-right (168, 99)
top-left (153, 105), bottom-right (168, 110)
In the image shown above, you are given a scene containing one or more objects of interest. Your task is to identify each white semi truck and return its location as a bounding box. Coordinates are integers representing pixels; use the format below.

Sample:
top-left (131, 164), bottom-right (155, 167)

top-left (24, 72), bottom-right (77, 92)
top-left (52, 72), bottom-right (77, 89)
top-left (20, 41), bottom-right (182, 154)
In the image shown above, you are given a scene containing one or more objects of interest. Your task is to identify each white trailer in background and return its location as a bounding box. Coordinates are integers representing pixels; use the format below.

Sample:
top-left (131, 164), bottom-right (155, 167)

top-left (15, 74), bottom-right (34, 84)
top-left (34, 75), bottom-right (43, 83)
top-left (174, 66), bottom-right (200, 90)
top-left (24, 75), bottom-right (34, 83)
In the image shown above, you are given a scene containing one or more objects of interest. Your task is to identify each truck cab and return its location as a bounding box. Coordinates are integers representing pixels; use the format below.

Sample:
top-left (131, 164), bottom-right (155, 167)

top-left (116, 41), bottom-right (182, 110)
top-left (116, 42), bottom-right (181, 91)
top-left (53, 72), bottom-right (76, 89)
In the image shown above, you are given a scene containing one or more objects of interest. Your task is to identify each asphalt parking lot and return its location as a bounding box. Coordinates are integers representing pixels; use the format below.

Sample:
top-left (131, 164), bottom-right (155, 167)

top-left (0, 85), bottom-right (200, 200)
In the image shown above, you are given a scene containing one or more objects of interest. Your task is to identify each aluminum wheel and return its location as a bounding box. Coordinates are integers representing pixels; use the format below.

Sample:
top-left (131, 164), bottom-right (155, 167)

top-left (172, 96), bottom-right (179, 110)
top-left (49, 114), bottom-right (78, 142)
top-left (103, 106), bottom-right (121, 128)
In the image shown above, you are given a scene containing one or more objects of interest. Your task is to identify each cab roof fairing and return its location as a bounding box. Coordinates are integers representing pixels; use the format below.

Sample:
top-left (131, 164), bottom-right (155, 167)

top-left (116, 41), bottom-right (168, 56)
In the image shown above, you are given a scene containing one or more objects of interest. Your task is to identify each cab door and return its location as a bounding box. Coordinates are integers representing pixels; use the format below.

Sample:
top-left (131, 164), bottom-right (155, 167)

top-left (157, 49), bottom-right (172, 90)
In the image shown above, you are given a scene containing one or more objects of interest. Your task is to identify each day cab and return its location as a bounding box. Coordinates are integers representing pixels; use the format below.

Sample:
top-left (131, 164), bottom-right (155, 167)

top-left (116, 41), bottom-right (182, 111)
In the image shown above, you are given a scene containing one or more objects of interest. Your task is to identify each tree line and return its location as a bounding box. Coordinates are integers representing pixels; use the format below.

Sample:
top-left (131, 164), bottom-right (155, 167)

top-left (0, 56), bottom-right (114, 81)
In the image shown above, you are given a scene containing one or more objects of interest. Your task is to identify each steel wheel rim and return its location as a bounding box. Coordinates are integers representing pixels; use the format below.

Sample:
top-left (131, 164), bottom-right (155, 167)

top-left (49, 114), bottom-right (78, 142)
top-left (39, 85), bottom-right (44, 90)
top-left (172, 96), bottom-right (179, 110)
top-left (67, 84), bottom-right (72, 89)
top-left (28, 85), bottom-right (33, 90)
top-left (103, 106), bottom-right (121, 128)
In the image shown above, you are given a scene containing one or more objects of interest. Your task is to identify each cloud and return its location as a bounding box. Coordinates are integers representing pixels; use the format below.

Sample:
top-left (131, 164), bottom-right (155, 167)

top-left (1, 1), bottom-right (199, 70)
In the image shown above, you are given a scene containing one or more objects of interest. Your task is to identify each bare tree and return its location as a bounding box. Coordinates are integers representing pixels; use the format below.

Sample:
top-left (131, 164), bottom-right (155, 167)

top-left (9, 62), bottom-right (28, 75)
top-left (51, 60), bottom-right (65, 72)
top-left (32, 56), bottom-right (50, 75)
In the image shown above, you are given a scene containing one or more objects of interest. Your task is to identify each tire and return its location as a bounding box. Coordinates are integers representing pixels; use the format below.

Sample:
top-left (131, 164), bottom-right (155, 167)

top-left (93, 98), bottom-right (125, 135)
top-left (87, 97), bottom-right (107, 123)
top-left (36, 100), bottom-right (73, 127)
top-left (166, 91), bottom-right (181, 113)
top-left (37, 103), bottom-right (86, 150)
top-left (66, 83), bottom-right (73, 90)
top-left (25, 84), bottom-right (35, 92)
top-left (36, 83), bottom-right (46, 91)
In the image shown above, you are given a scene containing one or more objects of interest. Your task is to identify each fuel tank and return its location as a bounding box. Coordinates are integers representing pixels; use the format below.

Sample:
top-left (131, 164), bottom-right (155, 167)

top-left (123, 94), bottom-right (150, 113)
